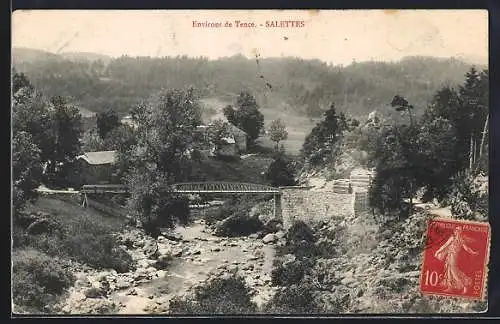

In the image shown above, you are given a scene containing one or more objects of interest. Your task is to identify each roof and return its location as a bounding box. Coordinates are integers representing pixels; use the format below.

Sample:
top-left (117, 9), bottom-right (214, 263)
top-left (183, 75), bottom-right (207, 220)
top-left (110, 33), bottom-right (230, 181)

top-left (221, 137), bottom-right (236, 144)
top-left (227, 123), bottom-right (247, 136)
top-left (77, 151), bottom-right (117, 165)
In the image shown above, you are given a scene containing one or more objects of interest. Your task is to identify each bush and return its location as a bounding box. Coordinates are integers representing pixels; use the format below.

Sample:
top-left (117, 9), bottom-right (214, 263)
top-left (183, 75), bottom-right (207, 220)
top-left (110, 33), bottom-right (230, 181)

top-left (12, 249), bottom-right (75, 312)
top-left (286, 220), bottom-right (316, 244)
top-left (266, 156), bottom-right (296, 187)
top-left (271, 259), bottom-right (310, 286)
top-left (205, 195), bottom-right (272, 236)
top-left (263, 283), bottom-right (320, 314)
top-left (446, 171), bottom-right (488, 221)
top-left (19, 206), bottom-right (135, 273)
top-left (169, 274), bottom-right (257, 314)
top-left (63, 233), bottom-right (134, 273)
top-left (214, 212), bottom-right (263, 237)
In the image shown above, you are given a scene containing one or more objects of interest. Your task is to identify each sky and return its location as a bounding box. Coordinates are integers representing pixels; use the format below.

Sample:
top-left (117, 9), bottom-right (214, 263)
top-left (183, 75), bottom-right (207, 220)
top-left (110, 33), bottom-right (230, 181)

top-left (12, 10), bottom-right (488, 65)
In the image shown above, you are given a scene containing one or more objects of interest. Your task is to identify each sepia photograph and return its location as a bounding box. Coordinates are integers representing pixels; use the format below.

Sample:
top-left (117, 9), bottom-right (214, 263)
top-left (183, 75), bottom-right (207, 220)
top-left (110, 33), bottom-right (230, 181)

top-left (11, 9), bottom-right (489, 315)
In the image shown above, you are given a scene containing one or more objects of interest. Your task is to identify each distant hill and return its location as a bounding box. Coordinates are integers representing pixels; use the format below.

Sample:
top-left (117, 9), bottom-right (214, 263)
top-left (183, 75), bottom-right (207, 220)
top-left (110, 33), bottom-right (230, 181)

top-left (59, 51), bottom-right (112, 64)
top-left (12, 47), bottom-right (486, 123)
top-left (12, 47), bottom-right (61, 64)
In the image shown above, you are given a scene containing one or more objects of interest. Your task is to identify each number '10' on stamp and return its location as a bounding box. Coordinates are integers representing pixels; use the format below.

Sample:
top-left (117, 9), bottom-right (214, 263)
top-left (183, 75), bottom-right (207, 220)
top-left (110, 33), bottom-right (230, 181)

top-left (420, 218), bottom-right (490, 301)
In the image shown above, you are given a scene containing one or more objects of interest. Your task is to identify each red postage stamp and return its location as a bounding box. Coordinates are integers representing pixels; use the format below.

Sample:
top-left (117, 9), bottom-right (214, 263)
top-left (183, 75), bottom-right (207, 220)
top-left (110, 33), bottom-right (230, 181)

top-left (420, 218), bottom-right (490, 300)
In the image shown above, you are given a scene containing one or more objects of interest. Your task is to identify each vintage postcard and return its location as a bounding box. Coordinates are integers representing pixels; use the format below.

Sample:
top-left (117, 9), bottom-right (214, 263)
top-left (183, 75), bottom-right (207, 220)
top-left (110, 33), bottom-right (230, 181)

top-left (11, 10), bottom-right (489, 315)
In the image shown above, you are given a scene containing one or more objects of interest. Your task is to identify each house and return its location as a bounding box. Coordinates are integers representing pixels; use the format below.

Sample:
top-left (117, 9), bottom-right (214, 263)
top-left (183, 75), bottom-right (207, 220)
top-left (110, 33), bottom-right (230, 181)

top-left (72, 151), bottom-right (118, 186)
top-left (196, 123), bottom-right (248, 157)
top-left (227, 123), bottom-right (247, 153)
top-left (211, 136), bottom-right (238, 157)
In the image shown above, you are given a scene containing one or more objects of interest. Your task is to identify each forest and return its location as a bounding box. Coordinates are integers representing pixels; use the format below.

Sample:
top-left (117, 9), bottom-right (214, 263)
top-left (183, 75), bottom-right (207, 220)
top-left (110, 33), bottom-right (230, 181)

top-left (13, 47), bottom-right (483, 122)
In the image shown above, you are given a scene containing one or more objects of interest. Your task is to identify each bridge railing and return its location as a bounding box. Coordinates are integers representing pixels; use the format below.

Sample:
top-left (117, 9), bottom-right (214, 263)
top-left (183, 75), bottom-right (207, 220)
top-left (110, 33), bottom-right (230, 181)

top-left (81, 182), bottom-right (283, 194)
top-left (82, 184), bottom-right (128, 194)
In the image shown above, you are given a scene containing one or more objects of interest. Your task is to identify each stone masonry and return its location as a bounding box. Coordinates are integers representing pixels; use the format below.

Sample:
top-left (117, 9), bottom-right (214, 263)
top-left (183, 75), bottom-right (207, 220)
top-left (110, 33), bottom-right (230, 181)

top-left (281, 188), bottom-right (354, 229)
top-left (280, 169), bottom-right (376, 229)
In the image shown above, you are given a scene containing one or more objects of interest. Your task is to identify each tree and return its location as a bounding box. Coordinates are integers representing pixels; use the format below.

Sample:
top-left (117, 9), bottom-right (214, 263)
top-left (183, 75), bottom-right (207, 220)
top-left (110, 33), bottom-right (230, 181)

top-left (368, 125), bottom-right (417, 218)
top-left (207, 119), bottom-right (232, 152)
top-left (44, 96), bottom-right (83, 186)
top-left (12, 131), bottom-right (43, 213)
top-left (96, 109), bottom-right (121, 139)
top-left (301, 103), bottom-right (348, 165)
top-left (266, 156), bottom-right (296, 187)
top-left (104, 124), bottom-right (136, 152)
top-left (268, 119), bottom-right (288, 150)
top-left (120, 88), bottom-right (202, 237)
top-left (462, 68), bottom-right (488, 170)
top-left (12, 74), bottom-right (57, 173)
top-left (391, 95), bottom-right (415, 126)
top-left (12, 71), bottom-right (34, 103)
top-left (223, 92), bottom-right (264, 148)
top-left (81, 128), bottom-right (105, 152)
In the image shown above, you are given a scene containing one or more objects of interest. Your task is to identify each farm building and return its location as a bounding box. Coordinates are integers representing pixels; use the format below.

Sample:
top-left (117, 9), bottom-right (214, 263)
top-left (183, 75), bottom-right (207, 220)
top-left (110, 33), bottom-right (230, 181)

top-left (227, 123), bottom-right (248, 153)
top-left (72, 150), bottom-right (118, 186)
top-left (196, 123), bottom-right (248, 157)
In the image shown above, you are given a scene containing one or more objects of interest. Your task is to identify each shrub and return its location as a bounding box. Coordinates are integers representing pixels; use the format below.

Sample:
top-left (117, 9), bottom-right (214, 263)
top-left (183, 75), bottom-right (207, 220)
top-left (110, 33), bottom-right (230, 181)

top-left (286, 220), bottom-right (316, 244)
top-left (214, 212), bottom-right (263, 237)
top-left (265, 156), bottom-right (296, 187)
top-left (169, 274), bottom-right (257, 314)
top-left (63, 233), bottom-right (134, 273)
top-left (205, 195), bottom-right (271, 236)
top-left (263, 283), bottom-right (320, 314)
top-left (446, 171), bottom-right (488, 220)
top-left (12, 249), bottom-right (75, 312)
top-left (271, 259), bottom-right (310, 286)
top-left (20, 208), bottom-right (135, 273)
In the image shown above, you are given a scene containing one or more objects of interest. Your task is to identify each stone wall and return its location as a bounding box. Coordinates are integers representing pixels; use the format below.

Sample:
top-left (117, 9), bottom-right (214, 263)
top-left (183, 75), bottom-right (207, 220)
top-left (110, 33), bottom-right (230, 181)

top-left (281, 188), bottom-right (354, 229)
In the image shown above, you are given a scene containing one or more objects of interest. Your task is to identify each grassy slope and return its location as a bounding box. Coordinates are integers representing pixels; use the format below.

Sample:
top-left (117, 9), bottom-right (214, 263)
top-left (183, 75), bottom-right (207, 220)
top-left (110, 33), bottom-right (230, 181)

top-left (190, 155), bottom-right (274, 184)
top-left (23, 196), bottom-right (126, 232)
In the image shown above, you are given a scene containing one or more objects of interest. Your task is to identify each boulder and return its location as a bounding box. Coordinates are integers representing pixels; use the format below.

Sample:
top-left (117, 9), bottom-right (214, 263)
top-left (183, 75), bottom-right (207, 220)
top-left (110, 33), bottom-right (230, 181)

top-left (84, 287), bottom-right (106, 299)
top-left (115, 279), bottom-right (131, 290)
top-left (262, 234), bottom-right (277, 244)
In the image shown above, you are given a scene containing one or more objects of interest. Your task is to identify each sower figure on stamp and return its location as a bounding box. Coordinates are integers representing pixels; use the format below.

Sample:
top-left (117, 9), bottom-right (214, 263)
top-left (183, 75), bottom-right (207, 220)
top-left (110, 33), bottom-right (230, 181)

top-left (434, 226), bottom-right (479, 294)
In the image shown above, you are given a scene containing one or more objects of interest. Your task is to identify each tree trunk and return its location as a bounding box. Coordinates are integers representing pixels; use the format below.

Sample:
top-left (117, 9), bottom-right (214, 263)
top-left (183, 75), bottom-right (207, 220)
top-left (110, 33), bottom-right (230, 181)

top-left (469, 134), bottom-right (474, 170)
top-left (479, 114), bottom-right (489, 158)
top-left (474, 114), bottom-right (489, 172)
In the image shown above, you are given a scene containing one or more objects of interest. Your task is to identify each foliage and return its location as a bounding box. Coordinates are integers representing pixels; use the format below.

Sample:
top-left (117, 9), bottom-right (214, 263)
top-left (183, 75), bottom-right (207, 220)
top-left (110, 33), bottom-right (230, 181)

top-left (268, 119), bottom-right (288, 147)
top-left (17, 198), bottom-right (135, 272)
top-left (12, 78), bottom-right (55, 166)
top-left (207, 119), bottom-right (232, 146)
top-left (169, 274), bottom-right (257, 314)
top-left (445, 171), bottom-right (488, 221)
top-left (82, 124), bottom-right (137, 153)
top-left (203, 195), bottom-right (270, 237)
top-left (81, 127), bottom-right (105, 152)
top-left (41, 96), bottom-right (83, 187)
top-left (120, 88), bottom-right (202, 236)
top-left (12, 249), bottom-right (75, 312)
top-left (214, 211), bottom-right (263, 237)
top-left (265, 155), bottom-right (296, 187)
top-left (271, 259), bottom-right (309, 286)
top-left (14, 49), bottom-right (478, 120)
top-left (12, 131), bottom-right (43, 213)
top-left (223, 91), bottom-right (264, 147)
top-left (301, 103), bottom-right (348, 166)
top-left (263, 283), bottom-right (320, 314)
top-left (368, 68), bottom-right (489, 213)
top-left (96, 108), bottom-right (120, 139)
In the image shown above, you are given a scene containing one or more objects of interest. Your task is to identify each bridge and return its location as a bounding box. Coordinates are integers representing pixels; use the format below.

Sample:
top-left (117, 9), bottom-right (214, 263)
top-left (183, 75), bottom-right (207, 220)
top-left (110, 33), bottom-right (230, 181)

top-left (81, 182), bottom-right (283, 218)
top-left (82, 182), bottom-right (281, 194)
